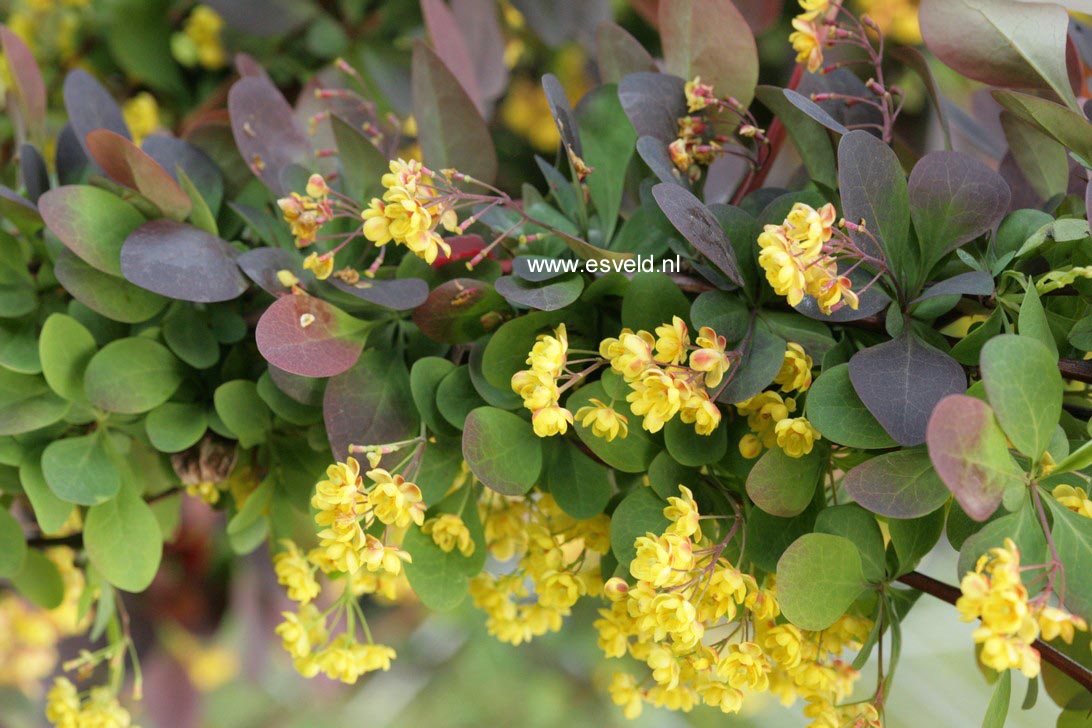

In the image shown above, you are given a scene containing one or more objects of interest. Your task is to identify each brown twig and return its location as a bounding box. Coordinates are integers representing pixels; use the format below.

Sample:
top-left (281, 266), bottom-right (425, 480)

top-left (897, 571), bottom-right (1092, 693)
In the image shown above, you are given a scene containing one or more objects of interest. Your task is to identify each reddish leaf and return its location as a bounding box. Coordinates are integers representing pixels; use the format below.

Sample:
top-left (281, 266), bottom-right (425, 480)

top-left (659, 0), bottom-right (758, 107)
top-left (62, 70), bottom-right (130, 159)
top-left (228, 76), bottom-right (311, 196)
top-left (255, 295), bottom-right (369, 378)
top-left (327, 278), bottom-right (430, 311)
top-left (237, 247), bottom-right (309, 296)
top-left (85, 130), bottom-right (192, 221)
top-left (421, 0), bottom-right (485, 114)
top-left (412, 279), bottom-right (509, 344)
top-left (120, 220), bottom-right (249, 302)
top-left (927, 394), bottom-right (1025, 521)
top-left (0, 27), bottom-right (45, 140)
top-left (451, 0), bottom-right (507, 102)
top-left (324, 349), bottom-right (418, 461)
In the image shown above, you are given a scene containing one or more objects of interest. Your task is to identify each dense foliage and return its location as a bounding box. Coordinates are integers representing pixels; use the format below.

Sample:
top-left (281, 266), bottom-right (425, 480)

top-left (0, 0), bottom-right (1091, 726)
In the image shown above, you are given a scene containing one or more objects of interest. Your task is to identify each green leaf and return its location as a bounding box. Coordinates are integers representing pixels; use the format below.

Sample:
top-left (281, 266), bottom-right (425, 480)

top-left (754, 85), bottom-right (837, 191)
top-left (886, 506), bottom-right (945, 576)
top-left (54, 249), bottom-right (168, 324)
top-left (227, 478), bottom-right (273, 537)
top-left (921, 0), bottom-right (1078, 111)
top-left (38, 185), bottom-right (146, 276)
top-left (620, 272), bottom-right (691, 334)
top-left (815, 504), bottom-right (886, 584)
top-left (10, 548), bottom-right (64, 608)
top-left (542, 438), bottom-right (611, 519)
top-left (577, 84), bottom-right (635, 244)
top-left (568, 381), bottom-right (660, 473)
top-left (19, 455), bottom-right (74, 534)
top-left (647, 451), bottom-right (700, 499)
top-left (177, 167), bottom-right (218, 235)
top-left (104, 0), bottom-right (186, 97)
top-left (993, 90), bottom-right (1092, 163)
top-left (462, 407), bottom-right (541, 496)
top-left (411, 41), bottom-right (497, 184)
top-left (659, 0), bottom-right (758, 108)
top-left (0, 506), bottom-right (27, 577)
top-left (1000, 111), bottom-right (1069, 200)
top-left (403, 491), bottom-right (486, 610)
top-left (610, 487), bottom-right (669, 567)
top-left (39, 313), bottom-right (97, 402)
top-left (1017, 285), bottom-right (1057, 359)
top-left (41, 432), bottom-right (121, 506)
top-left (927, 395), bottom-right (1025, 522)
top-left (0, 318), bottom-right (41, 374)
top-left (595, 21), bottom-right (656, 83)
top-left (410, 357), bottom-right (459, 437)
top-left (256, 372), bottom-right (322, 427)
top-left (776, 533), bottom-right (867, 631)
top-left (664, 415), bottom-right (727, 467)
top-left (163, 306), bottom-right (220, 370)
top-left (84, 486), bottom-right (163, 592)
top-left (843, 450), bottom-right (950, 519)
top-left (214, 380), bottom-right (272, 448)
top-left (0, 369), bottom-right (69, 435)
top-left (1053, 439), bottom-right (1092, 475)
top-left (981, 666), bottom-right (1011, 728)
top-left (84, 337), bottom-right (183, 414)
top-left (436, 366), bottom-right (485, 431)
top-left (330, 115), bottom-right (388, 202)
top-left (1045, 497), bottom-right (1092, 618)
top-left (481, 310), bottom-right (567, 391)
top-left (745, 447), bottom-right (823, 518)
top-left (979, 334), bottom-right (1062, 459)
top-left (805, 363), bottom-right (898, 449)
top-left (145, 402), bottom-right (207, 453)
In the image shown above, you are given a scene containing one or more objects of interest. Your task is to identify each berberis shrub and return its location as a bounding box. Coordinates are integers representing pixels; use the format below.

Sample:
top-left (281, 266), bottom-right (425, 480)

top-left (0, 0), bottom-right (1090, 726)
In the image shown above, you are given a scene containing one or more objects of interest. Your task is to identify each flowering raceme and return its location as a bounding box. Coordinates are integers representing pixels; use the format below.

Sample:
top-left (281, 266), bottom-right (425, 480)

top-left (596, 485), bottom-right (873, 722)
top-left (362, 159), bottom-right (459, 264)
top-left (957, 538), bottom-right (1087, 677)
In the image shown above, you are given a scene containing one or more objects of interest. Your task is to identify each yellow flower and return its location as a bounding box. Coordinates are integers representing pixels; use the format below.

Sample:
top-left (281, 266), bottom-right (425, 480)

top-left (813, 273), bottom-right (859, 315)
top-left (774, 342), bottom-right (813, 392)
top-left (273, 540), bottom-right (320, 604)
top-left (528, 323), bottom-right (568, 376)
top-left (601, 329), bottom-right (656, 381)
top-left (121, 92), bottom-right (159, 146)
top-left (664, 485), bottom-right (702, 541)
top-left (574, 398), bottom-right (629, 441)
top-left (774, 417), bottom-right (821, 457)
top-left (302, 252), bottom-right (333, 281)
top-left (717, 642), bottom-right (771, 691)
top-left (422, 513), bottom-right (475, 557)
top-left (1052, 484), bottom-right (1092, 518)
top-left (789, 17), bottom-right (825, 73)
top-left (537, 570), bottom-right (584, 610)
top-left (758, 225), bottom-right (808, 306)
top-left (680, 390), bottom-right (722, 435)
top-left (183, 5), bottom-right (226, 70)
top-left (737, 391), bottom-right (796, 447)
top-left (654, 316), bottom-right (690, 365)
top-left (784, 202), bottom-right (835, 258)
top-left (608, 672), bottom-right (644, 720)
top-left (684, 76), bottom-right (716, 113)
top-left (45, 677), bottom-right (79, 727)
top-left (361, 535), bottom-right (412, 576)
top-left (798, 0), bottom-right (830, 20)
top-left (367, 468), bottom-right (426, 528)
top-left (627, 368), bottom-right (690, 433)
top-left (275, 603), bottom-right (328, 659)
top-left (1038, 606), bottom-right (1088, 644)
top-left (630, 532), bottom-right (694, 588)
top-left (689, 326), bottom-right (731, 388)
top-left (532, 404), bottom-right (574, 437)
top-left (738, 433), bottom-right (763, 459)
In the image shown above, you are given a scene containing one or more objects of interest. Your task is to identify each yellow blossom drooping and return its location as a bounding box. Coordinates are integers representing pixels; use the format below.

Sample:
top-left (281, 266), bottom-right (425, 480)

top-left (596, 485), bottom-right (871, 720)
top-left (789, 17), bottom-right (826, 73)
top-left (512, 324), bottom-right (575, 437)
top-left (574, 398), bottom-right (629, 441)
top-left (273, 540), bottom-right (320, 604)
top-left (422, 513), bottom-right (475, 557)
top-left (689, 326), bottom-right (732, 388)
top-left (956, 538), bottom-right (1086, 678)
top-left (775, 342), bottom-right (814, 393)
top-left (367, 468), bottom-right (426, 528)
top-left (361, 159), bottom-right (457, 264)
top-left (1052, 484), bottom-right (1092, 518)
top-left (654, 316), bottom-right (690, 365)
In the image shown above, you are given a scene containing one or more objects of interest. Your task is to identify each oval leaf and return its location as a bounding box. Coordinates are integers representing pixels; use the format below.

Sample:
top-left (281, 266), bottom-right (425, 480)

top-left (462, 407), bottom-right (542, 495)
top-left (256, 295), bottom-right (368, 378)
top-left (121, 220), bottom-right (248, 302)
top-left (777, 533), bottom-right (867, 631)
top-left (843, 449), bottom-right (950, 519)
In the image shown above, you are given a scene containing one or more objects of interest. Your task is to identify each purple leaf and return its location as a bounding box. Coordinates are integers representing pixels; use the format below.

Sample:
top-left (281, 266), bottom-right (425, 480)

top-left (327, 277), bottom-right (430, 311)
top-left (843, 450), bottom-right (951, 519)
top-left (838, 130), bottom-right (910, 268)
top-left (595, 21), bottom-right (656, 84)
top-left (18, 143), bottom-right (48, 203)
top-left (140, 134), bottom-right (224, 211)
top-left (0, 27), bottom-right (45, 140)
top-left (848, 331), bottom-right (966, 447)
top-left (659, 0), bottom-right (759, 107)
top-left (412, 278), bottom-right (509, 344)
top-left (255, 295), bottom-right (368, 378)
top-left (228, 76), bottom-right (311, 196)
top-left (204, 0), bottom-right (312, 36)
top-left (911, 271), bottom-right (995, 304)
top-left (927, 394), bottom-right (1024, 521)
top-left (619, 72), bottom-right (686, 144)
top-left (121, 220), bottom-right (248, 302)
top-left (782, 88), bottom-right (848, 135)
top-left (237, 247), bottom-right (309, 296)
top-left (324, 349), bottom-right (417, 461)
top-left (541, 73), bottom-right (582, 156)
top-left (652, 182), bottom-right (743, 286)
top-left (421, 0), bottom-right (485, 115)
top-left (908, 151), bottom-right (1010, 265)
top-left (62, 70), bottom-right (130, 160)
top-left (452, 0), bottom-right (508, 102)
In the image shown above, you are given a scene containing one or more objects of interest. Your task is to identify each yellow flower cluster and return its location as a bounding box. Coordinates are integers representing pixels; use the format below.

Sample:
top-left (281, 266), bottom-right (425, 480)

top-left (511, 324), bottom-right (575, 437)
top-left (172, 4), bottom-right (227, 70)
top-left (1052, 484), bottom-right (1092, 518)
top-left (758, 202), bottom-right (858, 315)
top-left (736, 344), bottom-right (820, 459)
top-left (957, 538), bottom-right (1087, 677)
top-left (277, 174), bottom-right (334, 252)
top-left (5, 0), bottom-right (90, 66)
top-left (789, 0), bottom-right (832, 73)
top-left (854, 0), bottom-right (922, 46)
top-left (2, 547), bottom-right (87, 695)
top-left (669, 79), bottom-right (722, 183)
top-left (470, 492), bottom-right (609, 645)
top-left (46, 678), bottom-right (138, 728)
top-left (310, 457), bottom-right (422, 575)
top-left (422, 513), bottom-right (475, 557)
top-left (575, 398), bottom-right (629, 442)
top-left (362, 159), bottom-right (458, 264)
top-left (121, 93), bottom-right (160, 147)
top-left (597, 486), bottom-right (872, 722)
top-left (600, 317), bottom-right (728, 436)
